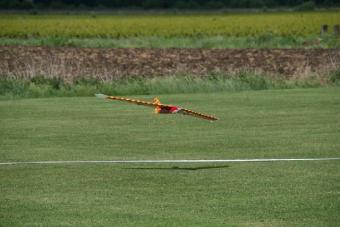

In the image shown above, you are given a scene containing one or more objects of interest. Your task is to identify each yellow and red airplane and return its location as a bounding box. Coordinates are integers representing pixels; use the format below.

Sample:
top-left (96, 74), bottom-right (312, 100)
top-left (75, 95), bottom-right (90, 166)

top-left (96, 94), bottom-right (218, 121)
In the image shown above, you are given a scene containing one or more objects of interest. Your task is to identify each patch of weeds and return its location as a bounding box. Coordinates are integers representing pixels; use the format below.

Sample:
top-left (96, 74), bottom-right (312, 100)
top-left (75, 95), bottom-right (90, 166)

top-left (1, 71), bottom-right (339, 98)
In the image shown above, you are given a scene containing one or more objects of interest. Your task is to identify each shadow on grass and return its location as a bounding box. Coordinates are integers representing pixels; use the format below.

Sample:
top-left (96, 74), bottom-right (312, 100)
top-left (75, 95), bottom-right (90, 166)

top-left (124, 165), bottom-right (230, 171)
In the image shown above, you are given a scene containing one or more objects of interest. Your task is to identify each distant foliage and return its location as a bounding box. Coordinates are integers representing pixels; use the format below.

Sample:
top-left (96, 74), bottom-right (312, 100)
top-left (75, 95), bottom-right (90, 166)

top-left (0, 12), bottom-right (339, 38)
top-left (0, 0), bottom-right (338, 10)
top-left (295, 1), bottom-right (316, 11)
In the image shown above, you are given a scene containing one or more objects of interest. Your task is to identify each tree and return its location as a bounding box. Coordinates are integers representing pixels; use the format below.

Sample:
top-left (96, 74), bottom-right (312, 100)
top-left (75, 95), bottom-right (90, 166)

top-left (0, 0), bottom-right (337, 10)
top-left (142, 0), bottom-right (164, 9)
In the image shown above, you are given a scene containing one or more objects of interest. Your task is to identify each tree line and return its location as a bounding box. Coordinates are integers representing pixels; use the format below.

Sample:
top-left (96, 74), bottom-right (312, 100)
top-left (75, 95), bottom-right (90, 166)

top-left (0, 0), bottom-right (338, 10)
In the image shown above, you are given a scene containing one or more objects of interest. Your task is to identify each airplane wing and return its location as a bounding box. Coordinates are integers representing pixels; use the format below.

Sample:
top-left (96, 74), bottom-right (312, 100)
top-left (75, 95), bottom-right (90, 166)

top-left (180, 108), bottom-right (218, 121)
top-left (95, 94), bottom-right (172, 108)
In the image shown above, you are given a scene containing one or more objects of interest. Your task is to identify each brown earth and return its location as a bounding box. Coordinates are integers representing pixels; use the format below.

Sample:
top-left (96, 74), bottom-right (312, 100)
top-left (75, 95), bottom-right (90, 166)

top-left (0, 46), bottom-right (339, 81)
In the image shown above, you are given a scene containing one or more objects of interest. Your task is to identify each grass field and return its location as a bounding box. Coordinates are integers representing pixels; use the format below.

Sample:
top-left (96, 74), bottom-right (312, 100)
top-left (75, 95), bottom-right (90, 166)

top-left (1, 88), bottom-right (339, 225)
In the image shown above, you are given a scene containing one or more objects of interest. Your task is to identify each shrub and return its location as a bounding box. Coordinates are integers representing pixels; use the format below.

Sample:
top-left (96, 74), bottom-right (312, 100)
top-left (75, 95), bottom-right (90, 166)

top-left (295, 1), bottom-right (316, 11)
top-left (329, 70), bottom-right (340, 85)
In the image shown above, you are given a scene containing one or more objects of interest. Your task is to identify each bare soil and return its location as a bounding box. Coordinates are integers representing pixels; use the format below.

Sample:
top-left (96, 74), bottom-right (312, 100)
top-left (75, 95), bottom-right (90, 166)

top-left (1, 46), bottom-right (339, 80)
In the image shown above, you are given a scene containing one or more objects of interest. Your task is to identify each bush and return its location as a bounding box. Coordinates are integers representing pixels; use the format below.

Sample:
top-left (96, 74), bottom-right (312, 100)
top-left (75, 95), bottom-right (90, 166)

top-left (30, 75), bottom-right (64, 89)
top-left (28, 83), bottom-right (55, 98)
top-left (329, 70), bottom-right (340, 85)
top-left (0, 79), bottom-right (28, 96)
top-left (295, 1), bottom-right (316, 11)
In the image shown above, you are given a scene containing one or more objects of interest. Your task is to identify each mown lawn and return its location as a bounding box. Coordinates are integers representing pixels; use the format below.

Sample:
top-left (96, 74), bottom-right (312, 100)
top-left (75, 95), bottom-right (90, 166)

top-left (0, 88), bottom-right (339, 226)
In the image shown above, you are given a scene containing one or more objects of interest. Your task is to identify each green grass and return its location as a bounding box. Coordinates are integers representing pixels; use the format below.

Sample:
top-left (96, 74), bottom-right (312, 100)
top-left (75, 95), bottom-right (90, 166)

top-left (1, 162), bottom-right (339, 226)
top-left (1, 34), bottom-right (340, 48)
top-left (0, 88), bottom-right (340, 225)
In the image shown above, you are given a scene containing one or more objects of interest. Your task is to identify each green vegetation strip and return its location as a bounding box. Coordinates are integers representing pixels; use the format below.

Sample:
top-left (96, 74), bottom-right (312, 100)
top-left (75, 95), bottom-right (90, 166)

top-left (1, 11), bottom-right (339, 38)
top-left (1, 72), bottom-right (340, 98)
top-left (1, 11), bottom-right (339, 48)
top-left (1, 35), bottom-right (339, 48)
top-left (0, 88), bottom-right (339, 225)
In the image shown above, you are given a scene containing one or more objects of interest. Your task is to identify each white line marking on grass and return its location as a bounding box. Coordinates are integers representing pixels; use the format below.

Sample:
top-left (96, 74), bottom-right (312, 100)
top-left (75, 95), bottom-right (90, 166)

top-left (0, 158), bottom-right (339, 166)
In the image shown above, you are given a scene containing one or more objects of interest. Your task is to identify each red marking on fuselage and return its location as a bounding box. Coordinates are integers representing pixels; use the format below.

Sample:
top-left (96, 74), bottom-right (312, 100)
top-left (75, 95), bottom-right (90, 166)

top-left (157, 105), bottom-right (181, 114)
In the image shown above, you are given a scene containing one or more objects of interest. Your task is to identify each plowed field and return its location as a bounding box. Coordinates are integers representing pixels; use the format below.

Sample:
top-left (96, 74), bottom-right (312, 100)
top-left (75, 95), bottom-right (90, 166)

top-left (1, 46), bottom-right (339, 80)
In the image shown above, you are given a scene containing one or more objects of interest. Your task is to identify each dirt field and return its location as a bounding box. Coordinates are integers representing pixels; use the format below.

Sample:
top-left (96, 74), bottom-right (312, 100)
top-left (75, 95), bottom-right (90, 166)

top-left (1, 46), bottom-right (339, 80)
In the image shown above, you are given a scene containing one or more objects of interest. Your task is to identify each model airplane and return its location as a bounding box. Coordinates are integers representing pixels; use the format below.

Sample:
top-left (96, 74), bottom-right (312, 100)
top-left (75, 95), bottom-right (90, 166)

top-left (95, 94), bottom-right (218, 121)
